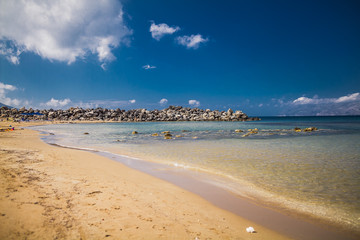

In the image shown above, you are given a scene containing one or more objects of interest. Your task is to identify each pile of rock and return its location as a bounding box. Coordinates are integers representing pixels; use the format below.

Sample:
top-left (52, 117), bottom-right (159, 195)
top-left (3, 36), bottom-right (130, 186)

top-left (0, 106), bottom-right (260, 122)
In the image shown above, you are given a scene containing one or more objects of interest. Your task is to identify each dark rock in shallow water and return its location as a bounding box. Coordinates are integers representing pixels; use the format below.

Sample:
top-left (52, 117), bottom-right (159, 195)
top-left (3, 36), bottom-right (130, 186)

top-left (0, 105), bottom-right (259, 122)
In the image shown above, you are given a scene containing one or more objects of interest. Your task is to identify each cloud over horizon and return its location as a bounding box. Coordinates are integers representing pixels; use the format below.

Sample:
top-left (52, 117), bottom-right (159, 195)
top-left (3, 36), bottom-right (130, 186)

top-left (285, 93), bottom-right (360, 116)
top-left (292, 93), bottom-right (360, 105)
top-left (188, 99), bottom-right (200, 107)
top-left (0, 0), bottom-right (132, 67)
top-left (42, 98), bottom-right (71, 108)
top-left (0, 82), bottom-right (24, 107)
top-left (159, 98), bottom-right (168, 105)
top-left (149, 22), bottom-right (180, 41)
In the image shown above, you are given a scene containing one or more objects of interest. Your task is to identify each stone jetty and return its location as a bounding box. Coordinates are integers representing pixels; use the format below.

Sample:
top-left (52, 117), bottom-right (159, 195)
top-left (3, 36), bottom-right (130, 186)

top-left (0, 106), bottom-right (260, 122)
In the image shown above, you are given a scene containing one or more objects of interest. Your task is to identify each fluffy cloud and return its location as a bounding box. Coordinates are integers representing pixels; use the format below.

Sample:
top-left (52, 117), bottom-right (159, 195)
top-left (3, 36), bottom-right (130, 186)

top-left (75, 100), bottom-right (135, 109)
top-left (292, 96), bottom-right (318, 105)
top-left (188, 99), bottom-right (200, 107)
top-left (335, 93), bottom-right (359, 103)
top-left (159, 98), bottom-right (168, 104)
top-left (150, 22), bottom-right (180, 41)
top-left (0, 0), bottom-right (132, 66)
top-left (0, 82), bottom-right (17, 92)
top-left (0, 82), bottom-right (23, 107)
top-left (142, 64), bottom-right (156, 70)
top-left (42, 98), bottom-right (71, 108)
top-left (176, 34), bottom-right (208, 49)
top-left (292, 93), bottom-right (360, 105)
top-left (282, 93), bottom-right (360, 115)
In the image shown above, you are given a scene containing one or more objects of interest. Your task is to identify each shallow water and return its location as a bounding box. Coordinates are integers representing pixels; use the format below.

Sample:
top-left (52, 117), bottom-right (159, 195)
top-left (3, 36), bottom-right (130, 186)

top-left (31, 116), bottom-right (360, 231)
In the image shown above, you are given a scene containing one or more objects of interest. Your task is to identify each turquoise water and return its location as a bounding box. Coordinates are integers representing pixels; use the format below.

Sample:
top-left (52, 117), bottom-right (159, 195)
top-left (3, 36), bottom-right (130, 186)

top-left (31, 116), bottom-right (360, 230)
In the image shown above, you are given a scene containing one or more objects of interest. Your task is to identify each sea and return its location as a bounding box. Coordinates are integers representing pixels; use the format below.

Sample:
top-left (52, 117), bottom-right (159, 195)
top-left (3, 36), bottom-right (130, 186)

top-left (30, 116), bottom-right (360, 231)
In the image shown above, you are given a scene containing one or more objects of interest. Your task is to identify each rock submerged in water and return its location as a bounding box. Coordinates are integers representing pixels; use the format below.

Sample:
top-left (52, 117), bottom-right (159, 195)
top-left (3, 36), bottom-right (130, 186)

top-left (242, 128), bottom-right (258, 137)
top-left (293, 127), bottom-right (318, 132)
top-left (132, 131), bottom-right (138, 134)
top-left (303, 127), bottom-right (318, 132)
top-left (294, 127), bottom-right (301, 132)
top-left (0, 105), bottom-right (259, 122)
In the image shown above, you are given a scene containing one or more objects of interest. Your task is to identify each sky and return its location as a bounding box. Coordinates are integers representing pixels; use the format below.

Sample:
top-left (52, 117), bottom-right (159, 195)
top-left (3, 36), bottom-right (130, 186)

top-left (0, 0), bottom-right (360, 116)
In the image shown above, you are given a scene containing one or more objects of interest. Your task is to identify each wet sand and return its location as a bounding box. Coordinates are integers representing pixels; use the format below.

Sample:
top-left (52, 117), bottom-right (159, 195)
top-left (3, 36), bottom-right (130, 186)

top-left (0, 122), bottom-right (290, 239)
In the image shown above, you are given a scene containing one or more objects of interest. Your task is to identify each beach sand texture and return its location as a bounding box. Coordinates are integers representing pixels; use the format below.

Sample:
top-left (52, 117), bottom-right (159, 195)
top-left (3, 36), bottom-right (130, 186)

top-left (0, 124), bottom-right (290, 239)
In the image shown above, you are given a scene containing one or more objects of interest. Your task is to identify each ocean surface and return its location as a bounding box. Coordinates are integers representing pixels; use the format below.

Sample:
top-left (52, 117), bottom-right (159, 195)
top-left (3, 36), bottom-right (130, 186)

top-left (31, 116), bottom-right (360, 231)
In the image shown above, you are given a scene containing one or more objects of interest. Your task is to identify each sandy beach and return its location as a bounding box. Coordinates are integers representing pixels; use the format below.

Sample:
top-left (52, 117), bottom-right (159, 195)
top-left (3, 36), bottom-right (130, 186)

top-left (0, 122), bottom-right (292, 240)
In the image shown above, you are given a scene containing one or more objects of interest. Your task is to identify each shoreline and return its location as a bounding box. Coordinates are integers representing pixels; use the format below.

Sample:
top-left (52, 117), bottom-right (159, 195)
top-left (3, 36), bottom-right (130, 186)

top-left (54, 142), bottom-right (360, 240)
top-left (0, 121), bottom-right (289, 239)
top-left (1, 121), bottom-right (359, 239)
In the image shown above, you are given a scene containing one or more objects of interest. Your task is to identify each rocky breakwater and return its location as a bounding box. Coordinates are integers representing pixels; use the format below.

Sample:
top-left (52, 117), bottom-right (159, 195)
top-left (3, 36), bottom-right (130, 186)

top-left (0, 106), bottom-right (260, 122)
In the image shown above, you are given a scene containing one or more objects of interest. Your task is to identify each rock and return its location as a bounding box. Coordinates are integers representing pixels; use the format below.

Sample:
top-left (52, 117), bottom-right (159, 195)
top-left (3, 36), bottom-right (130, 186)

top-left (164, 136), bottom-right (172, 139)
top-left (132, 131), bottom-right (138, 134)
top-left (242, 133), bottom-right (251, 137)
top-left (175, 135), bottom-right (183, 138)
top-left (294, 127), bottom-right (302, 132)
top-left (84, 132), bottom-right (89, 135)
top-left (151, 133), bottom-right (159, 136)
top-left (235, 129), bottom-right (243, 133)
top-left (1, 106), bottom-right (258, 123)
top-left (303, 127), bottom-right (318, 132)
top-left (164, 133), bottom-right (172, 137)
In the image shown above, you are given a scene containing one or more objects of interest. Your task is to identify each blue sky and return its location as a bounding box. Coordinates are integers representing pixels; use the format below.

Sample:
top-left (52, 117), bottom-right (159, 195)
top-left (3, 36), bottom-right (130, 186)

top-left (1, 0), bottom-right (359, 116)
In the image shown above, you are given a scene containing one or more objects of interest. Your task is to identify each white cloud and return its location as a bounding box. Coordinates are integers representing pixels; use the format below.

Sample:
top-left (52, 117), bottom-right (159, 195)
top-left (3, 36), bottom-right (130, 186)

top-left (0, 82), bottom-right (17, 92)
top-left (159, 98), bottom-right (168, 104)
top-left (292, 93), bottom-right (360, 105)
top-left (279, 92), bottom-right (360, 115)
top-left (293, 96), bottom-right (318, 105)
top-left (176, 34), bottom-right (208, 49)
top-left (0, 0), bottom-right (132, 67)
top-left (43, 98), bottom-right (71, 108)
top-left (75, 100), bottom-right (136, 109)
top-left (142, 64), bottom-right (156, 70)
top-left (189, 99), bottom-right (200, 107)
top-left (150, 22), bottom-right (180, 41)
top-left (335, 93), bottom-right (359, 103)
top-left (0, 82), bottom-right (23, 107)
